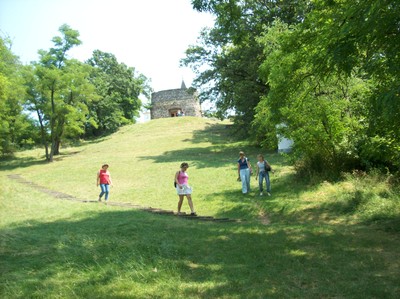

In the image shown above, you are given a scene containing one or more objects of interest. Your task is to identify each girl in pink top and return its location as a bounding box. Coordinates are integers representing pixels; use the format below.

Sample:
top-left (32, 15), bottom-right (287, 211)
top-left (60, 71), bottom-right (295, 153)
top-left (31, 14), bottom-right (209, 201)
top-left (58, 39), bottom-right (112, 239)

top-left (174, 162), bottom-right (196, 216)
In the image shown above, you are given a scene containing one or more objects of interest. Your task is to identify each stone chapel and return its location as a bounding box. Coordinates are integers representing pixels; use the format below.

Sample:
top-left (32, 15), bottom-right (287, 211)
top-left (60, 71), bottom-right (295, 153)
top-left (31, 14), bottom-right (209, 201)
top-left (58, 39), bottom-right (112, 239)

top-left (150, 81), bottom-right (202, 119)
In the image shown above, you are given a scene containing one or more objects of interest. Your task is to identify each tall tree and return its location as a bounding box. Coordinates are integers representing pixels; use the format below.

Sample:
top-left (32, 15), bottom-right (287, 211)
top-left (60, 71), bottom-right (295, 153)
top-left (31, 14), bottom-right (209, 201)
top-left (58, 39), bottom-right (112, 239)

top-left (255, 0), bottom-right (400, 174)
top-left (23, 64), bottom-right (51, 158)
top-left (0, 36), bottom-right (36, 156)
top-left (301, 0), bottom-right (400, 169)
top-left (85, 50), bottom-right (150, 136)
top-left (24, 24), bottom-right (96, 161)
top-left (183, 0), bottom-right (310, 134)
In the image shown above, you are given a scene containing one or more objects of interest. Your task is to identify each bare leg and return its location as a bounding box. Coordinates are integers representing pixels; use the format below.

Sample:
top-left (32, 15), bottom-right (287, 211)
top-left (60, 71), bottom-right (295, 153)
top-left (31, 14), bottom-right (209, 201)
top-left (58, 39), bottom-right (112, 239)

top-left (186, 194), bottom-right (195, 213)
top-left (178, 195), bottom-right (184, 213)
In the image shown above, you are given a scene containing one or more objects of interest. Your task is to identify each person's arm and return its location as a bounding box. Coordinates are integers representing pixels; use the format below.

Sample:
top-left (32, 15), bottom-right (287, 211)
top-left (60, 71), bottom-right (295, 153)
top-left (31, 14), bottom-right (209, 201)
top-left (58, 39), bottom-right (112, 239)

top-left (175, 171), bottom-right (181, 188)
top-left (96, 171), bottom-right (100, 186)
top-left (237, 163), bottom-right (241, 179)
top-left (256, 163), bottom-right (259, 179)
top-left (108, 172), bottom-right (113, 186)
top-left (246, 158), bottom-right (252, 173)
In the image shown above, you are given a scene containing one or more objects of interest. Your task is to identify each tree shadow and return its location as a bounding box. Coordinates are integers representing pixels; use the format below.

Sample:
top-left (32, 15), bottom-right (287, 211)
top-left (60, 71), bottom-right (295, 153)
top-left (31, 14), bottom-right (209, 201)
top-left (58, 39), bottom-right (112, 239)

top-left (0, 136), bottom-right (110, 171)
top-left (0, 150), bottom-right (87, 171)
top-left (1, 209), bottom-right (398, 298)
top-left (297, 189), bottom-right (400, 232)
top-left (182, 122), bottom-right (236, 145)
top-left (139, 146), bottom-right (242, 169)
top-left (138, 121), bottom-right (287, 170)
top-left (0, 156), bottom-right (48, 171)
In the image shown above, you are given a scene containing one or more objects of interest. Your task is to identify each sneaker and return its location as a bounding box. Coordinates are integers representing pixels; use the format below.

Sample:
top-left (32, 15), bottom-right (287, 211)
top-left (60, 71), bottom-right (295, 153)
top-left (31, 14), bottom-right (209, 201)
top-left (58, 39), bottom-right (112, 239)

top-left (98, 198), bottom-right (102, 202)
top-left (190, 212), bottom-right (197, 216)
top-left (267, 192), bottom-right (271, 196)
top-left (260, 192), bottom-right (263, 196)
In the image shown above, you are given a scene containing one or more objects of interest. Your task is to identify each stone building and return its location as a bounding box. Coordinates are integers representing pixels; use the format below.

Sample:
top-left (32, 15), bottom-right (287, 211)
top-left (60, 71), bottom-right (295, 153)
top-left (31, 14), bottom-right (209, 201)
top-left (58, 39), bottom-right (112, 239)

top-left (150, 81), bottom-right (202, 119)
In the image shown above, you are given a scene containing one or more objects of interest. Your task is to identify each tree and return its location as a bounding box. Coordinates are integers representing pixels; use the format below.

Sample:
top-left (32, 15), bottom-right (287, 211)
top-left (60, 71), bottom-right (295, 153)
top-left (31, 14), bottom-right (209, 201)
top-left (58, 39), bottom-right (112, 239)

top-left (0, 35), bottom-right (37, 156)
top-left (301, 0), bottom-right (400, 170)
top-left (85, 50), bottom-right (151, 136)
top-left (183, 0), bottom-right (311, 134)
top-left (23, 64), bottom-right (51, 158)
top-left (186, 0), bottom-right (399, 175)
top-left (24, 24), bottom-right (97, 161)
top-left (255, 0), bottom-right (400, 176)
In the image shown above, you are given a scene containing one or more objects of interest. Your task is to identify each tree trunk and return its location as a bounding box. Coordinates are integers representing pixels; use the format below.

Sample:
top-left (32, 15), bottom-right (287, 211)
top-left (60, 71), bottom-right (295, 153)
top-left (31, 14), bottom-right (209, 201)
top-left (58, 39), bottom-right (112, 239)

top-left (54, 139), bottom-right (61, 155)
top-left (49, 84), bottom-right (56, 162)
top-left (54, 117), bottom-right (65, 156)
top-left (36, 109), bottom-right (50, 161)
top-left (49, 143), bottom-right (55, 162)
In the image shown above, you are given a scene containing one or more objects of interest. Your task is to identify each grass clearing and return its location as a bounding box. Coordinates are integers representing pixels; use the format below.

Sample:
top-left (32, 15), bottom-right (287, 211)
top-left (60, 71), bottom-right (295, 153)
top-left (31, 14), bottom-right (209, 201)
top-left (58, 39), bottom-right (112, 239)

top-left (1, 117), bottom-right (400, 298)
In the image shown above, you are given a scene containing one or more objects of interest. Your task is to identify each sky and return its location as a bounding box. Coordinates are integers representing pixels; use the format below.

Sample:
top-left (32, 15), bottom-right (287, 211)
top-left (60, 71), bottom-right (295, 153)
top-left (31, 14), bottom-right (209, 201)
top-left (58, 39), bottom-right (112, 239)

top-left (0, 0), bottom-right (214, 94)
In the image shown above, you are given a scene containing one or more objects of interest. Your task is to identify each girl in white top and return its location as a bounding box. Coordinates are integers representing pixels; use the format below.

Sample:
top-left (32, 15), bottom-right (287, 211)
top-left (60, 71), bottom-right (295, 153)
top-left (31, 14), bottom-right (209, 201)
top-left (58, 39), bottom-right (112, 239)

top-left (256, 154), bottom-right (271, 196)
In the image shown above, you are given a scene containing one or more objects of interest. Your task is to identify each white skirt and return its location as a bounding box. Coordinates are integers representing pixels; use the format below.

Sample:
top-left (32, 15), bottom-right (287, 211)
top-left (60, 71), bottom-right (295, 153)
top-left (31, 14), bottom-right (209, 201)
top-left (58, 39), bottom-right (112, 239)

top-left (176, 184), bottom-right (192, 195)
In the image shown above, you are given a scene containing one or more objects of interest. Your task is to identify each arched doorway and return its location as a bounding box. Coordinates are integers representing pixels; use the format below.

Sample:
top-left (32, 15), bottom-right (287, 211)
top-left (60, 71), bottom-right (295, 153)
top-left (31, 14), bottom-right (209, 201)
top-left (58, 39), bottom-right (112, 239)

top-left (169, 108), bottom-right (182, 117)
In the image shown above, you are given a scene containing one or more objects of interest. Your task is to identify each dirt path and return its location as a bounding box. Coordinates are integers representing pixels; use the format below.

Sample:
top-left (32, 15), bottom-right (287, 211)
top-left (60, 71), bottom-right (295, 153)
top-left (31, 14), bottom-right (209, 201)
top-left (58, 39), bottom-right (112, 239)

top-left (7, 174), bottom-right (244, 223)
top-left (255, 200), bottom-right (271, 225)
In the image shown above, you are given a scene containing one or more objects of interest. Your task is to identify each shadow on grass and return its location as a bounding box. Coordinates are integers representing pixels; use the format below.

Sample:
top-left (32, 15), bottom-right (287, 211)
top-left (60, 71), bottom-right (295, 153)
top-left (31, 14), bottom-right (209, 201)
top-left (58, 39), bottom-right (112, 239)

top-left (0, 150), bottom-right (86, 171)
top-left (138, 146), bottom-right (289, 169)
top-left (1, 209), bottom-right (399, 298)
top-left (305, 189), bottom-right (400, 232)
top-left (139, 145), bottom-right (242, 169)
top-left (0, 156), bottom-right (48, 171)
top-left (205, 173), bottom-right (307, 221)
top-left (138, 121), bottom-right (287, 170)
top-left (138, 122), bottom-right (234, 168)
top-left (0, 136), bottom-right (110, 171)
top-left (183, 122), bottom-right (236, 145)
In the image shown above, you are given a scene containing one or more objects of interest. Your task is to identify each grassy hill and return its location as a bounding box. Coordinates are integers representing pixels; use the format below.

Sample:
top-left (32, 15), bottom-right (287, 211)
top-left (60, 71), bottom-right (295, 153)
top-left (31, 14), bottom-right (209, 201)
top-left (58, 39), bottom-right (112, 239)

top-left (1, 117), bottom-right (399, 298)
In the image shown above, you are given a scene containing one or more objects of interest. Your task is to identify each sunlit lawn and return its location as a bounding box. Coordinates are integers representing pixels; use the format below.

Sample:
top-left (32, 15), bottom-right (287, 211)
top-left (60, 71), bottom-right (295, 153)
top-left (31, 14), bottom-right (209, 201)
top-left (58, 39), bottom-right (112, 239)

top-left (1, 117), bottom-right (399, 298)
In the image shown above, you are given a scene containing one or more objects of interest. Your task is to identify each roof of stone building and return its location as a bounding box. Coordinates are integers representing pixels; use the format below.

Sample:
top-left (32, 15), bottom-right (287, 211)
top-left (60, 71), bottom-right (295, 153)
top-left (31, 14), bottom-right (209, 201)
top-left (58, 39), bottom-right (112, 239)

top-left (181, 80), bottom-right (187, 89)
top-left (151, 80), bottom-right (197, 103)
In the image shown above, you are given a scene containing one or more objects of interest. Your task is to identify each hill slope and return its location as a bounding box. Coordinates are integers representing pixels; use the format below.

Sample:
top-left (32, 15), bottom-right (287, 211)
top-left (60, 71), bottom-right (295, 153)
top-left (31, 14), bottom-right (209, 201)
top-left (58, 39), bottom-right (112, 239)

top-left (3, 117), bottom-right (262, 218)
top-left (1, 117), bottom-right (400, 298)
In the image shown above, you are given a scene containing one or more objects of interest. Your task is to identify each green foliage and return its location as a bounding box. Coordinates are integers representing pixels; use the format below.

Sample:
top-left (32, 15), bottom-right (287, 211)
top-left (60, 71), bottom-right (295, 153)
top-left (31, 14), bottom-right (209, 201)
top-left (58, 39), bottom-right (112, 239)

top-left (1, 24), bottom-right (151, 160)
top-left (183, 0), bottom-right (310, 133)
top-left (189, 0), bottom-right (399, 176)
top-left (297, 0), bottom-right (400, 170)
top-left (0, 36), bottom-right (37, 156)
top-left (253, 0), bottom-right (399, 176)
top-left (85, 50), bottom-right (151, 136)
top-left (24, 25), bottom-right (97, 161)
top-left (332, 170), bottom-right (400, 232)
top-left (255, 20), bottom-right (370, 177)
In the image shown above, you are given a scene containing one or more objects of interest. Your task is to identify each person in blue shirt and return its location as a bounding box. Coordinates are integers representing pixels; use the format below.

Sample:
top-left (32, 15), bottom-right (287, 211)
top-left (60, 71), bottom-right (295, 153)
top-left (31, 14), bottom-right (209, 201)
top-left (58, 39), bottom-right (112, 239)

top-left (237, 151), bottom-right (252, 194)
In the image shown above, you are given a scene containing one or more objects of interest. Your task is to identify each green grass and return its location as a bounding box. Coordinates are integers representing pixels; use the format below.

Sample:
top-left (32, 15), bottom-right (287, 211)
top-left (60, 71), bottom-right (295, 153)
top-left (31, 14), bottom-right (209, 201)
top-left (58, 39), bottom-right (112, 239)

top-left (1, 117), bottom-right (400, 298)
